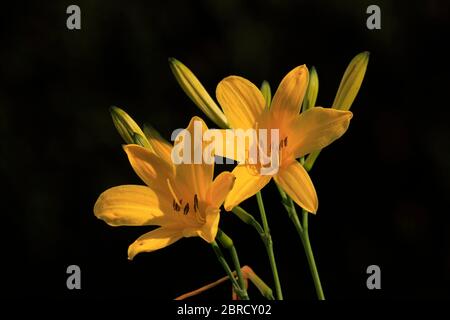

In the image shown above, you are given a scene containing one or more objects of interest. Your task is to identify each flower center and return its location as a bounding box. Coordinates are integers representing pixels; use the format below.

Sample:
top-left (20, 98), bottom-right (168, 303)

top-left (166, 178), bottom-right (205, 224)
top-left (279, 136), bottom-right (288, 150)
top-left (278, 135), bottom-right (294, 168)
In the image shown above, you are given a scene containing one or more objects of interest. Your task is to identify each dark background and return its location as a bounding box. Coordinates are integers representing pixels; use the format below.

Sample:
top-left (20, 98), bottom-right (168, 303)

top-left (1, 0), bottom-right (449, 300)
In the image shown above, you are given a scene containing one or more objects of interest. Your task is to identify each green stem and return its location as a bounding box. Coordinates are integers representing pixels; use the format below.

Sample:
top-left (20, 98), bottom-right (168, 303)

top-left (283, 193), bottom-right (325, 300)
top-left (302, 207), bottom-right (308, 229)
top-left (255, 192), bottom-right (283, 300)
top-left (232, 205), bottom-right (283, 300)
top-left (210, 241), bottom-right (245, 298)
top-left (256, 192), bottom-right (270, 236)
top-left (300, 211), bottom-right (324, 300)
top-left (216, 230), bottom-right (250, 300)
top-left (304, 150), bottom-right (321, 172)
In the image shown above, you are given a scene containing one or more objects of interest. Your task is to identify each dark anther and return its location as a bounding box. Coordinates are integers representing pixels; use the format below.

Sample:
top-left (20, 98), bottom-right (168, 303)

top-left (183, 203), bottom-right (190, 215)
top-left (173, 199), bottom-right (181, 212)
top-left (194, 194), bottom-right (199, 212)
top-left (284, 136), bottom-right (288, 146)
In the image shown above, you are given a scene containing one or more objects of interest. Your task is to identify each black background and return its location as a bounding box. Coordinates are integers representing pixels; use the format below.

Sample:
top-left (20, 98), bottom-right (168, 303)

top-left (2, 0), bottom-right (449, 300)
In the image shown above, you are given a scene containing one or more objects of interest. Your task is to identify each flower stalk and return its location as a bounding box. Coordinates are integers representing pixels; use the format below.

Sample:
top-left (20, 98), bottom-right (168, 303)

top-left (232, 200), bottom-right (283, 300)
top-left (276, 182), bottom-right (324, 300)
top-left (216, 229), bottom-right (250, 300)
top-left (210, 241), bottom-right (246, 298)
top-left (255, 192), bottom-right (283, 300)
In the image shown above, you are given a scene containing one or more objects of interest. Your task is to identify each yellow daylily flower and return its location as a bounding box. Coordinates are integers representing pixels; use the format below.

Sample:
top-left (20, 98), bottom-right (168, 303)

top-left (215, 66), bottom-right (353, 213)
top-left (94, 117), bottom-right (236, 259)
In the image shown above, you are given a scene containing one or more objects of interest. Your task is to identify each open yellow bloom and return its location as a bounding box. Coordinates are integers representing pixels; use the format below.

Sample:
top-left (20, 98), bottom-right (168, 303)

top-left (94, 117), bottom-right (235, 259)
top-left (216, 66), bottom-right (353, 213)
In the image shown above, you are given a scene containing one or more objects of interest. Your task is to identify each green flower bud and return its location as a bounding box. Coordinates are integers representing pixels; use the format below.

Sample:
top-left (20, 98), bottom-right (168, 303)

top-left (169, 58), bottom-right (229, 129)
top-left (302, 66), bottom-right (319, 112)
top-left (332, 51), bottom-right (370, 111)
top-left (110, 106), bottom-right (150, 148)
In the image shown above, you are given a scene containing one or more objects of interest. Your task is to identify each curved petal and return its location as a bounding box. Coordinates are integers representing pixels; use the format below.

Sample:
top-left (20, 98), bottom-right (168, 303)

top-left (288, 107), bottom-right (353, 158)
top-left (274, 162), bottom-right (318, 213)
top-left (128, 227), bottom-right (183, 260)
top-left (271, 65), bottom-right (309, 116)
top-left (197, 206), bottom-right (221, 243)
top-left (216, 76), bottom-right (265, 129)
top-left (175, 117), bottom-right (213, 199)
top-left (182, 207), bottom-right (220, 243)
top-left (207, 172), bottom-right (236, 207)
top-left (94, 185), bottom-right (176, 227)
top-left (224, 165), bottom-right (271, 211)
top-left (123, 144), bottom-right (174, 192)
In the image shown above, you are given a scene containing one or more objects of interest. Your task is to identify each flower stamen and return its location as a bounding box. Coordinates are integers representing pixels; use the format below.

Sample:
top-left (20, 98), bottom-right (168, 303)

top-left (183, 203), bottom-right (190, 215)
top-left (194, 194), bottom-right (199, 212)
top-left (172, 200), bottom-right (181, 212)
top-left (167, 178), bottom-right (182, 208)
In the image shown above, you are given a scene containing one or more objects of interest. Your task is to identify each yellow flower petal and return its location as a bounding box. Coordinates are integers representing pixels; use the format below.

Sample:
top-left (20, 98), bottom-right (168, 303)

top-left (224, 165), bottom-right (271, 211)
top-left (271, 65), bottom-right (309, 116)
top-left (174, 117), bottom-right (213, 198)
top-left (128, 227), bottom-right (183, 259)
top-left (197, 206), bottom-right (221, 243)
top-left (274, 162), bottom-right (318, 213)
top-left (216, 76), bottom-right (265, 129)
top-left (288, 107), bottom-right (353, 159)
top-left (143, 125), bottom-right (173, 164)
top-left (94, 185), bottom-right (176, 227)
top-left (207, 172), bottom-right (236, 207)
top-left (207, 129), bottom-right (237, 162)
top-left (211, 129), bottom-right (254, 163)
top-left (123, 144), bottom-right (174, 191)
